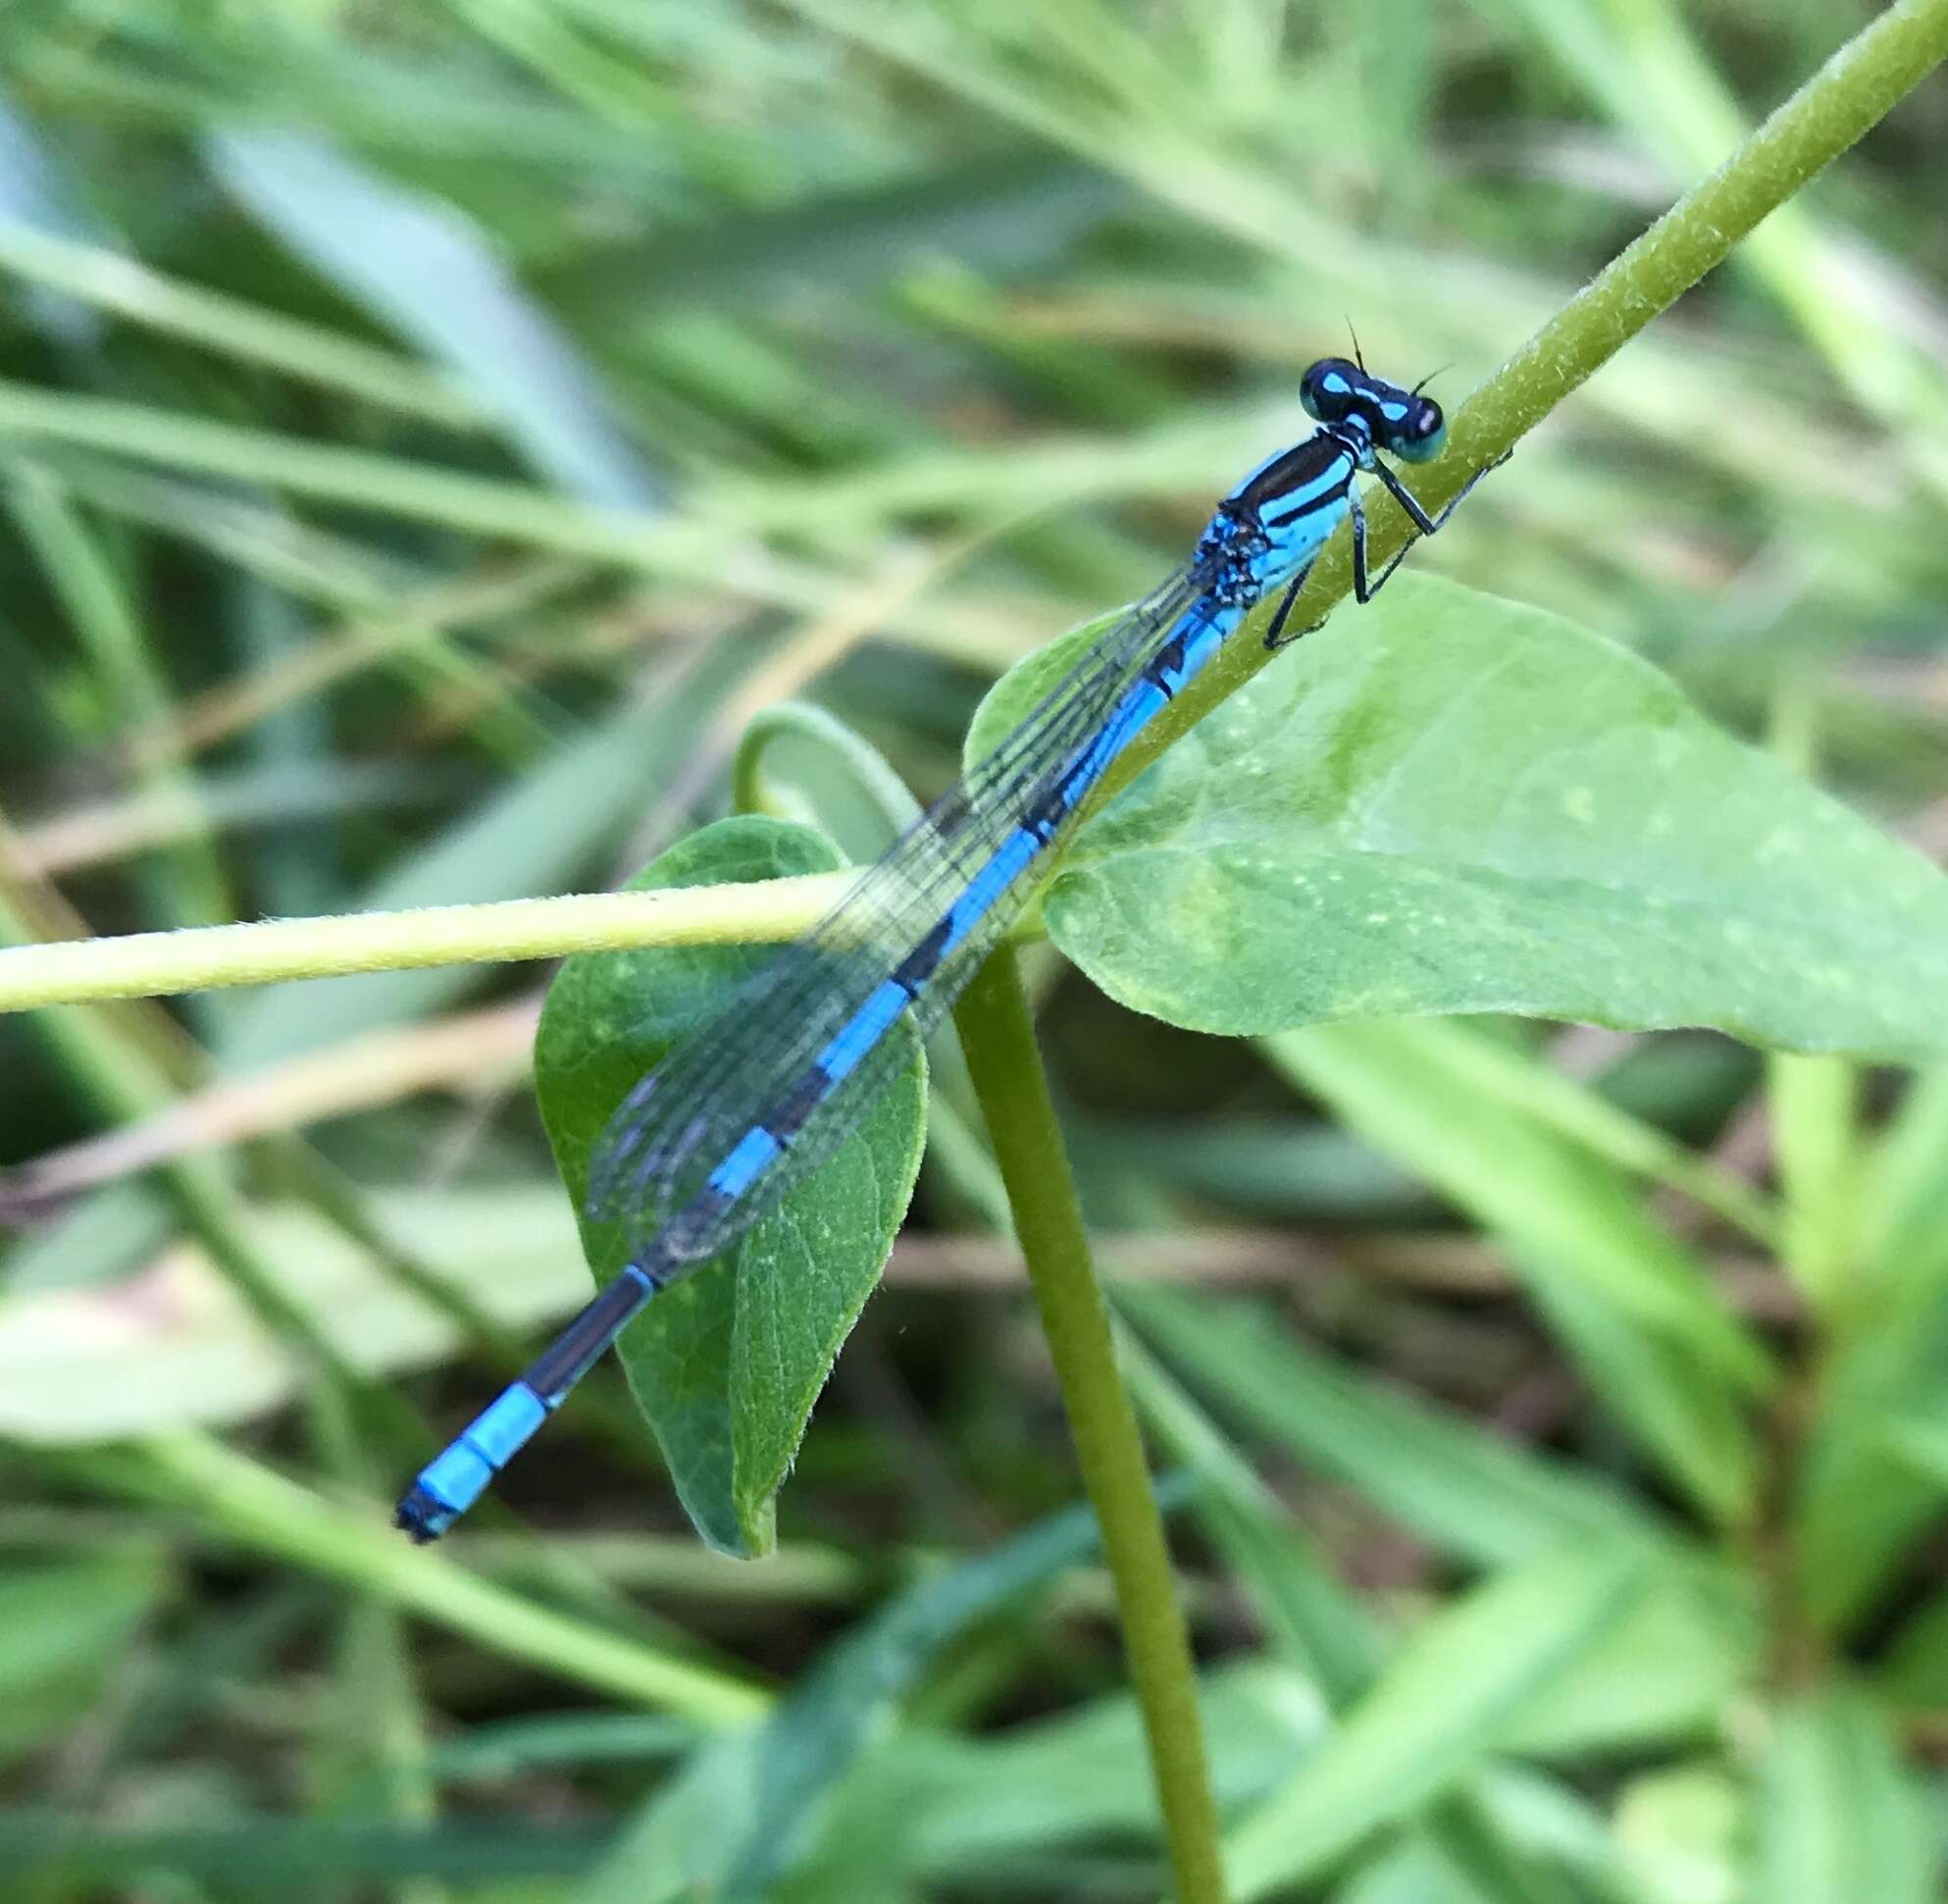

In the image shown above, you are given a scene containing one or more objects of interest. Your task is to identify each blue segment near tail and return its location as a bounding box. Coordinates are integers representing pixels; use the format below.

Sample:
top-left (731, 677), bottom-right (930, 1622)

top-left (396, 1381), bottom-right (550, 1541)
top-left (397, 353), bottom-right (1498, 1538)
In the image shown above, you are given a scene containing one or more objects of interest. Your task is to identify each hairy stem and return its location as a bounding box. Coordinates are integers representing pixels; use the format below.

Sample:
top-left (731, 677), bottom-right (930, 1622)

top-left (954, 950), bottom-right (1226, 1904)
top-left (0, 877), bottom-right (843, 1012)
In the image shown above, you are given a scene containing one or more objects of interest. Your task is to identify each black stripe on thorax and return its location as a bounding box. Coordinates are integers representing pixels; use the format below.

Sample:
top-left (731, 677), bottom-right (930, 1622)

top-left (1229, 431), bottom-right (1351, 520)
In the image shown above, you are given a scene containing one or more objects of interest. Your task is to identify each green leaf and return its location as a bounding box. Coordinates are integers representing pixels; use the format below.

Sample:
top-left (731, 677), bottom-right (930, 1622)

top-left (1340, 1773), bottom-right (1640, 1904)
top-left (1123, 1332), bottom-right (1701, 1893)
top-left (543, 150), bottom-right (1124, 313)
top-left (1794, 1318), bottom-right (1948, 1634)
top-left (1609, 1765), bottom-right (1744, 1904)
top-left (0, 1186), bottom-right (592, 1442)
top-left (3, 1181), bottom-right (172, 1298)
top-left (0, 84), bottom-right (110, 345)
top-left (1337, 1838), bottom-right (1489, 1904)
top-left (1405, 1790), bottom-right (1597, 1904)
top-left (534, 816), bottom-right (926, 1556)
top-left (1222, 1543), bottom-right (1646, 1900)
top-left (1513, 1252), bottom-right (1760, 1529)
top-left (1767, 1052), bottom-right (1858, 1311)
top-left (1747, 1687), bottom-right (1933, 1904)
top-left (1117, 1323), bottom-right (1384, 1705)
top-left (1792, 1065), bottom-right (1948, 1633)
top-left (0, 1811), bottom-right (603, 1887)
top-left (976, 576), bottom-right (1948, 1059)
top-left (1859, 1064), bottom-right (1948, 1283)
top-left (1312, 1006), bottom-right (1775, 1245)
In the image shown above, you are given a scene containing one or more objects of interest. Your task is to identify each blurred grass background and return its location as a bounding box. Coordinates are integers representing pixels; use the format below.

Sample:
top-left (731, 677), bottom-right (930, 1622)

top-left (1, 2), bottom-right (1947, 1899)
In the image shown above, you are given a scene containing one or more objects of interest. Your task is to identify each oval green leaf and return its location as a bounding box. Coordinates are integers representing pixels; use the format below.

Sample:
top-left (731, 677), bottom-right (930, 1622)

top-left (533, 816), bottom-right (927, 1557)
top-left (975, 575), bottom-right (1948, 1057)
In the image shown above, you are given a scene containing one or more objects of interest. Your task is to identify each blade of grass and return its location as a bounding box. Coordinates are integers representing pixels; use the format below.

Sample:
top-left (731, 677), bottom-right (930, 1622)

top-left (207, 129), bottom-right (662, 509)
top-left (102, 1432), bottom-right (768, 1724)
top-left (1220, 1544), bottom-right (1645, 1900)
top-left (5, 462), bottom-right (232, 934)
top-left (1120, 1285), bottom-right (1662, 1568)
top-left (0, 221), bottom-right (485, 427)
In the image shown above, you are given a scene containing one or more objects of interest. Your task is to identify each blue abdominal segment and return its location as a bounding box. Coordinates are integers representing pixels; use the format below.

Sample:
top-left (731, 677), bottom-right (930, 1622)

top-left (396, 1382), bottom-right (549, 1540)
top-left (816, 976), bottom-right (913, 1078)
top-left (706, 1123), bottom-right (784, 1199)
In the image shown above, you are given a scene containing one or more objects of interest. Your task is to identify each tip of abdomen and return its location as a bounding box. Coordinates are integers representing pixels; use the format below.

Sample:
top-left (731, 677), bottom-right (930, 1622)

top-left (394, 1482), bottom-right (457, 1543)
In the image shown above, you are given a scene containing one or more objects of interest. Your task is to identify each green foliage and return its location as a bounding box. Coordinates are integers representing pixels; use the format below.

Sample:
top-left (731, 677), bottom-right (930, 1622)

top-left (2, 2), bottom-right (1948, 1901)
top-left (1010, 577), bottom-right (1948, 1058)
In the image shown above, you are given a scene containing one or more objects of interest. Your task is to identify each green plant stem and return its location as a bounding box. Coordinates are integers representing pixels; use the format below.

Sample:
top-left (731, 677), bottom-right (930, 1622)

top-left (0, 875), bottom-right (844, 1011)
top-left (953, 950), bottom-right (1226, 1904)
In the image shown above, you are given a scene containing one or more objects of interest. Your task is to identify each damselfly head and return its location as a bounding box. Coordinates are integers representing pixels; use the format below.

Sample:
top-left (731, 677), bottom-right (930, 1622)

top-left (1301, 357), bottom-right (1448, 463)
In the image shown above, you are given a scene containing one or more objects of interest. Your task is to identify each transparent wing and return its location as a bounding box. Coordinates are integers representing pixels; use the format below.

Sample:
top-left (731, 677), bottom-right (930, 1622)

top-left (585, 557), bottom-right (1216, 1266)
